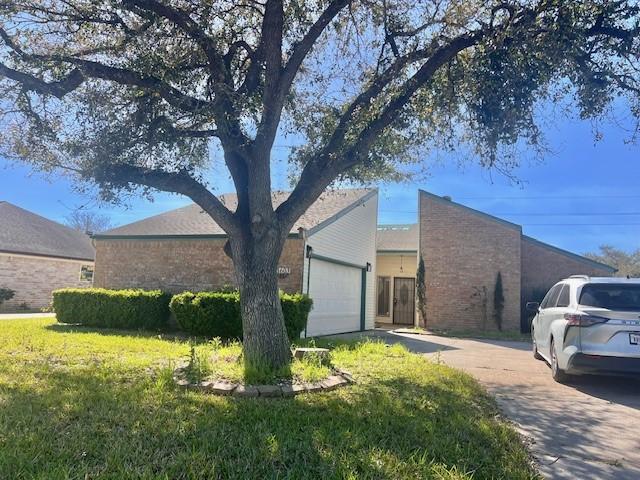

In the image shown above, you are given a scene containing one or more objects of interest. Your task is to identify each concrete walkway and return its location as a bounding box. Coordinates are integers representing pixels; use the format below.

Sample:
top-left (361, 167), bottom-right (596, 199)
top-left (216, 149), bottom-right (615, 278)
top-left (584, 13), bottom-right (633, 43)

top-left (331, 329), bottom-right (640, 480)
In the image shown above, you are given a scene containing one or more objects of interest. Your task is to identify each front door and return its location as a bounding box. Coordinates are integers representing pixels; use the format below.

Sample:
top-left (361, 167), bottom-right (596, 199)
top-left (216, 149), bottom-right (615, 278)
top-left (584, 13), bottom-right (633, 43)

top-left (393, 277), bottom-right (415, 325)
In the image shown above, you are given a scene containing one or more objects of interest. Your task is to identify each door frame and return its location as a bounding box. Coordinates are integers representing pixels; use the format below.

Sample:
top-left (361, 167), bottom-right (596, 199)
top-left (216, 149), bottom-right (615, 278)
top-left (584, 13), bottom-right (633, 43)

top-left (392, 277), bottom-right (416, 325)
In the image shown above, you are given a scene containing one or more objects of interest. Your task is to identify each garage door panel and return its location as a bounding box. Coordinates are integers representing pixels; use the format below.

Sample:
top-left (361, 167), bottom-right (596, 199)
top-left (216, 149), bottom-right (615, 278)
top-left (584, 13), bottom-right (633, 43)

top-left (306, 261), bottom-right (361, 337)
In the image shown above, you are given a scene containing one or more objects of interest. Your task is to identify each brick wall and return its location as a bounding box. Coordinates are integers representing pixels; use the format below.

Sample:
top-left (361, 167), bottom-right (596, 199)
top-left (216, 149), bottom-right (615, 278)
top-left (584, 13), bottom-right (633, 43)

top-left (520, 236), bottom-right (615, 328)
top-left (419, 191), bottom-right (522, 331)
top-left (0, 253), bottom-right (93, 312)
top-left (93, 237), bottom-right (305, 294)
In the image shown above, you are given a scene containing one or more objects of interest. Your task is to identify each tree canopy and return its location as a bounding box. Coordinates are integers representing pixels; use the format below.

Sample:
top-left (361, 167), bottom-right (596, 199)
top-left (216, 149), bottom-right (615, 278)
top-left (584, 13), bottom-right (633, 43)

top-left (1, 1), bottom-right (639, 231)
top-left (586, 245), bottom-right (640, 277)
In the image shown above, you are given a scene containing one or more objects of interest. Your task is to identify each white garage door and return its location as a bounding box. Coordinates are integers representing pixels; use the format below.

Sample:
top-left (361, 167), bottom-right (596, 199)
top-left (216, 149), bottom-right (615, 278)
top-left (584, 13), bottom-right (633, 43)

top-left (306, 260), bottom-right (362, 337)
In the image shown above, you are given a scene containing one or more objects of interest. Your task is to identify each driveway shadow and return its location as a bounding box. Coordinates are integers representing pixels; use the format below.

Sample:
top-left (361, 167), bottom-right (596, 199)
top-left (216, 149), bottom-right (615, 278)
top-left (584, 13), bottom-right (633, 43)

top-left (568, 375), bottom-right (640, 410)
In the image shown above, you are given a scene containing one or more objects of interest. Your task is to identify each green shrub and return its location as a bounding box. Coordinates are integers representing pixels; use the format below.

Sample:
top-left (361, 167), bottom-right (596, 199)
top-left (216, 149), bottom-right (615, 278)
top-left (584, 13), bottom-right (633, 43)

top-left (170, 291), bottom-right (242, 338)
top-left (53, 288), bottom-right (171, 329)
top-left (0, 288), bottom-right (15, 305)
top-left (170, 291), bottom-right (313, 341)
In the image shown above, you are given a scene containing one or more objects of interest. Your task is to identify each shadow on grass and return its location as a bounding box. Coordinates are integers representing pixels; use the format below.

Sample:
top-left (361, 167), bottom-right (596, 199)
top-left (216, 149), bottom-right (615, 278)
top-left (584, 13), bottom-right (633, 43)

top-left (45, 322), bottom-right (211, 343)
top-left (0, 356), bottom-right (537, 479)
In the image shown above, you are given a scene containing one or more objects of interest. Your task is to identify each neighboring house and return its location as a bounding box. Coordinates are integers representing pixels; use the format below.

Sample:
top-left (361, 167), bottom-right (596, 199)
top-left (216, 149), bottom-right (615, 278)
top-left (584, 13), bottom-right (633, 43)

top-left (0, 202), bottom-right (95, 312)
top-left (93, 189), bottom-right (378, 336)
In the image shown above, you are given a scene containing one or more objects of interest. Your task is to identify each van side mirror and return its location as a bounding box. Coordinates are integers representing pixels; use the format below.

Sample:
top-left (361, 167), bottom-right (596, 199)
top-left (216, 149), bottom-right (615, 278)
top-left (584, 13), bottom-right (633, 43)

top-left (526, 302), bottom-right (540, 312)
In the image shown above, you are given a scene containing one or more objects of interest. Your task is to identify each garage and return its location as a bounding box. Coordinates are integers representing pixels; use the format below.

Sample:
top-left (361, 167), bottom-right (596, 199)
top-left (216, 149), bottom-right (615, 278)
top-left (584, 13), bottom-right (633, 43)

top-left (304, 256), bottom-right (365, 337)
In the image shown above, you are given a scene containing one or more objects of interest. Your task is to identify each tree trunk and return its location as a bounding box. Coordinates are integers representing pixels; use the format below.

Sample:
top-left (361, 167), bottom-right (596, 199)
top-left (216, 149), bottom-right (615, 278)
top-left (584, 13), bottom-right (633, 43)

top-left (230, 232), bottom-right (291, 370)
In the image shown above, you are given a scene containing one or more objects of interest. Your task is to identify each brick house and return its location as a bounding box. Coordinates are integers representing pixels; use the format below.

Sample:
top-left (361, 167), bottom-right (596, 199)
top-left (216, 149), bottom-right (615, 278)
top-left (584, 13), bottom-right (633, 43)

top-left (374, 190), bottom-right (616, 332)
top-left (94, 187), bottom-right (614, 336)
top-left (0, 202), bottom-right (95, 312)
top-left (94, 189), bottom-right (378, 336)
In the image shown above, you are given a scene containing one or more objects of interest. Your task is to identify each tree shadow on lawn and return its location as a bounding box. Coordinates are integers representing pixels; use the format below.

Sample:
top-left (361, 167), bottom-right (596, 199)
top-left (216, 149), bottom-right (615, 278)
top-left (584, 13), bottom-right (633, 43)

top-left (0, 362), bottom-right (537, 479)
top-left (45, 322), bottom-right (204, 343)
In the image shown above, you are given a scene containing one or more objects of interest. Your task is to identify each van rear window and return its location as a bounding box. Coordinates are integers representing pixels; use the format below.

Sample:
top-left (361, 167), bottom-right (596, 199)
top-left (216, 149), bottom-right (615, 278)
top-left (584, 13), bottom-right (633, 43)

top-left (579, 284), bottom-right (640, 310)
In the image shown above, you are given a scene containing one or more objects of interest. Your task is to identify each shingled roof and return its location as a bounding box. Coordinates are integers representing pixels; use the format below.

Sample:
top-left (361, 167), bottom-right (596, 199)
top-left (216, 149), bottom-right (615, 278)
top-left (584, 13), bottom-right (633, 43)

top-left (376, 224), bottom-right (418, 252)
top-left (0, 202), bottom-right (95, 261)
top-left (97, 189), bottom-right (377, 238)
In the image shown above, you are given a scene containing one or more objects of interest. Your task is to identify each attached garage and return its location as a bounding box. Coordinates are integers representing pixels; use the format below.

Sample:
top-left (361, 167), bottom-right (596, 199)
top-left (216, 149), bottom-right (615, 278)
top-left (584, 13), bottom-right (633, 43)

top-left (305, 256), bottom-right (367, 337)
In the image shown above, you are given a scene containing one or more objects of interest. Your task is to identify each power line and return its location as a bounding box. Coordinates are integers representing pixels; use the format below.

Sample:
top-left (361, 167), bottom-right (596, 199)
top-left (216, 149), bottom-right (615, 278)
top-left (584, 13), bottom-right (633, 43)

top-left (455, 194), bottom-right (640, 200)
top-left (379, 210), bottom-right (640, 216)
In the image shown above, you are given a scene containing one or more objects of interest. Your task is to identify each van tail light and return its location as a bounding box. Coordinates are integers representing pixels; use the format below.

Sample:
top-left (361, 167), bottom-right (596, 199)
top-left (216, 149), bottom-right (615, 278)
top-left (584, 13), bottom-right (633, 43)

top-left (564, 313), bottom-right (609, 327)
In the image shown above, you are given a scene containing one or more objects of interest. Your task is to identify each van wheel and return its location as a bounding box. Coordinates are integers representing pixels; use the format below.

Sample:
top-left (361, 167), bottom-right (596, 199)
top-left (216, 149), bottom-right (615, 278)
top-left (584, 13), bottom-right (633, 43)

top-left (550, 338), bottom-right (568, 383)
top-left (532, 329), bottom-right (543, 360)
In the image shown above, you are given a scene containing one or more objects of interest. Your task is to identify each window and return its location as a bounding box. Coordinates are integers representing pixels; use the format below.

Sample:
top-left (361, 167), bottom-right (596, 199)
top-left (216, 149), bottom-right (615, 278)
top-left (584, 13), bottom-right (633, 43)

top-left (579, 284), bottom-right (640, 310)
top-left (540, 285), bottom-right (561, 309)
top-left (80, 265), bottom-right (94, 282)
top-left (377, 276), bottom-right (390, 316)
top-left (556, 285), bottom-right (570, 308)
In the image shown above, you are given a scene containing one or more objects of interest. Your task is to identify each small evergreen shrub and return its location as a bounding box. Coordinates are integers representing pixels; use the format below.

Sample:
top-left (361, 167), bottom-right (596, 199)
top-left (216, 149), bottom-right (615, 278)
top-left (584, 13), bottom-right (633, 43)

top-left (53, 288), bottom-right (171, 329)
top-left (170, 291), bottom-right (312, 341)
top-left (0, 288), bottom-right (15, 305)
top-left (493, 272), bottom-right (505, 331)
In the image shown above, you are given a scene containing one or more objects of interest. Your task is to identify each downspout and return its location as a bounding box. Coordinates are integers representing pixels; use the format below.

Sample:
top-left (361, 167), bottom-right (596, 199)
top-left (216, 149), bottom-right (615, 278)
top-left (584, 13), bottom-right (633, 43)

top-left (304, 243), bottom-right (313, 338)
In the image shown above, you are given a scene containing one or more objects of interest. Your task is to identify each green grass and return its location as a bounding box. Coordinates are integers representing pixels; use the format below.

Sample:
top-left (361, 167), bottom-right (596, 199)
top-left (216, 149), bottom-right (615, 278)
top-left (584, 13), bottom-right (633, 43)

top-left (184, 340), bottom-right (331, 384)
top-left (0, 318), bottom-right (539, 479)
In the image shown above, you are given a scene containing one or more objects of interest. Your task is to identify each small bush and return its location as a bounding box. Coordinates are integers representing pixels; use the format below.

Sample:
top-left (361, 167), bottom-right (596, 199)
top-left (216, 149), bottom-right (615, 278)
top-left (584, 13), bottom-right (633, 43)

top-left (53, 288), bottom-right (171, 329)
top-left (0, 288), bottom-right (15, 305)
top-left (170, 291), bottom-right (313, 341)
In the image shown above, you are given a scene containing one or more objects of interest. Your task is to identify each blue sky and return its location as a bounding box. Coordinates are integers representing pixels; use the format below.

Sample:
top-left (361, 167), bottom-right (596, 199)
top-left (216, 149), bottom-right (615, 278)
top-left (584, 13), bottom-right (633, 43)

top-left (1, 112), bottom-right (638, 256)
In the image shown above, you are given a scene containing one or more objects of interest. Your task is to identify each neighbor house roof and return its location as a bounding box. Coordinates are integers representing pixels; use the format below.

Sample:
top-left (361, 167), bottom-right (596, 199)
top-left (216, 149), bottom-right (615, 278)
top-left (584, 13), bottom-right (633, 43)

top-left (376, 224), bottom-right (418, 252)
top-left (96, 189), bottom-right (377, 238)
top-left (0, 201), bottom-right (95, 261)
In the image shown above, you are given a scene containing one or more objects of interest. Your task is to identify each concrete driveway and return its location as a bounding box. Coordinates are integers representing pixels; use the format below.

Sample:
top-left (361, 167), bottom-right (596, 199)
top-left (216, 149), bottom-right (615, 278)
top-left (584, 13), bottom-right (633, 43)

top-left (331, 329), bottom-right (640, 479)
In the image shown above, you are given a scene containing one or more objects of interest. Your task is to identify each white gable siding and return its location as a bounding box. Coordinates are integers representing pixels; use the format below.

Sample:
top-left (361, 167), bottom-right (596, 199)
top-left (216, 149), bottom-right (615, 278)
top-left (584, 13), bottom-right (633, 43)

top-left (302, 191), bottom-right (378, 333)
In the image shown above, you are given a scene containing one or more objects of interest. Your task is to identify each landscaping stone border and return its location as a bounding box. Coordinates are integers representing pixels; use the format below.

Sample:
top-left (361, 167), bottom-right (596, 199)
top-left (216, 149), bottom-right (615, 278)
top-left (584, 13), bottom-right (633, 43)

top-left (173, 366), bottom-right (354, 398)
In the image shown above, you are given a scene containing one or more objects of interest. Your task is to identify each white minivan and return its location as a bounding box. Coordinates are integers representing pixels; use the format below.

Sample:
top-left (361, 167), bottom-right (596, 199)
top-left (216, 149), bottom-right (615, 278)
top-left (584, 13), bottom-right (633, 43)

top-left (529, 276), bottom-right (640, 382)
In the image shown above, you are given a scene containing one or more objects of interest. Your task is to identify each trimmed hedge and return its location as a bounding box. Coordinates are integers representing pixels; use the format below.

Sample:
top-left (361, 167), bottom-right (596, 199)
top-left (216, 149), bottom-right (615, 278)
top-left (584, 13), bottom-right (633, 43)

top-left (53, 288), bottom-right (171, 330)
top-left (170, 291), bottom-right (313, 341)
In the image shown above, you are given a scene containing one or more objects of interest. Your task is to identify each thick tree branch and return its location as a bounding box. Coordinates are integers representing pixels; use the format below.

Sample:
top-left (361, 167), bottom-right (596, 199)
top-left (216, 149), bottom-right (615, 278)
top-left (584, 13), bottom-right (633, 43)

top-left (0, 63), bottom-right (83, 98)
top-left (254, 0), bottom-right (284, 151)
top-left (30, 54), bottom-right (210, 112)
top-left (276, 31), bottom-right (483, 229)
top-left (97, 164), bottom-right (238, 234)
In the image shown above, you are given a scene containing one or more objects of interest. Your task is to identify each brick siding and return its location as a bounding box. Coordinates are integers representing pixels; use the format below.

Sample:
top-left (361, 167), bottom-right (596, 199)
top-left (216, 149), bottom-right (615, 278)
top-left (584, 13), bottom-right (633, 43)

top-left (93, 237), bottom-right (304, 294)
top-left (419, 192), bottom-right (522, 331)
top-left (0, 253), bottom-right (93, 312)
top-left (521, 236), bottom-right (614, 303)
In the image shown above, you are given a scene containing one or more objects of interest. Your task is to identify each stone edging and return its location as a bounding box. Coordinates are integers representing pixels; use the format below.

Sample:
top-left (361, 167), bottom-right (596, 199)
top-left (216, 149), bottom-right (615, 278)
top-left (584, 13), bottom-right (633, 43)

top-left (173, 367), bottom-right (354, 398)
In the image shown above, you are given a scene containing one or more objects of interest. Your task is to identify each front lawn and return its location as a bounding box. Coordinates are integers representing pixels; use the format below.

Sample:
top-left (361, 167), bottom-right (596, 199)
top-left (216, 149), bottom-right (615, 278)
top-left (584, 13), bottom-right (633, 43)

top-left (0, 318), bottom-right (538, 479)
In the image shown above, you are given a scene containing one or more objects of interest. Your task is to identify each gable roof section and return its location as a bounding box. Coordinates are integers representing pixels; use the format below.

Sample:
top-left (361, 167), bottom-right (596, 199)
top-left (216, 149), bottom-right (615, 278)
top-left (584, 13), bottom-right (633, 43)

top-left (96, 189), bottom-right (377, 239)
top-left (0, 201), bottom-right (95, 261)
top-left (522, 235), bottom-right (617, 273)
top-left (419, 190), bottom-right (522, 231)
top-left (418, 190), bottom-right (615, 273)
top-left (377, 224), bottom-right (418, 252)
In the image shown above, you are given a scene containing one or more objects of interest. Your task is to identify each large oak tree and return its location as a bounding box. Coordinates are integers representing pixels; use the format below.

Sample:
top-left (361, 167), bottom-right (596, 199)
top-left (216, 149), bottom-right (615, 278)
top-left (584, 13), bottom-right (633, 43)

top-left (1, 1), bottom-right (639, 368)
